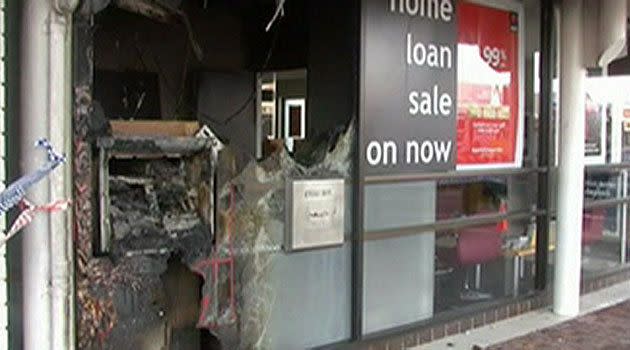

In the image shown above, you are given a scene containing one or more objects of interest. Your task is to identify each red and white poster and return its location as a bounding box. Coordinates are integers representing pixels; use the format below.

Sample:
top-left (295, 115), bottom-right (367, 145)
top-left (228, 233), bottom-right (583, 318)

top-left (456, 1), bottom-right (523, 169)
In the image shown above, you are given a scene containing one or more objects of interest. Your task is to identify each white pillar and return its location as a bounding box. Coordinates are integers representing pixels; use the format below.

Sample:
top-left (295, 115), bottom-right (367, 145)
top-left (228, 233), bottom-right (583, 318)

top-left (554, 0), bottom-right (585, 317)
top-left (21, 1), bottom-right (76, 349)
top-left (21, 0), bottom-right (53, 347)
top-left (48, 9), bottom-right (75, 350)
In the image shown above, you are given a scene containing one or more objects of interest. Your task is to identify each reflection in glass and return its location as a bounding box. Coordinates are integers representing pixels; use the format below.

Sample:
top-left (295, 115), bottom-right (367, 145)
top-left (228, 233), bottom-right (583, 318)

top-left (581, 207), bottom-right (623, 278)
top-left (437, 178), bottom-right (507, 220)
top-left (580, 171), bottom-right (626, 278)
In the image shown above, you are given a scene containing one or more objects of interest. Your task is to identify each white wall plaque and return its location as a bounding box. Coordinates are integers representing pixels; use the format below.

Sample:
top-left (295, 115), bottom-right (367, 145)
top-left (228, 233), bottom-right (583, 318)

top-left (285, 178), bottom-right (345, 252)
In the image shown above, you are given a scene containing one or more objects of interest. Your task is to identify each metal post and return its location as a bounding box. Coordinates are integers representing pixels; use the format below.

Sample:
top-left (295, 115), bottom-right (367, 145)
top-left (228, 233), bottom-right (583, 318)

top-left (621, 170), bottom-right (628, 264)
top-left (513, 256), bottom-right (519, 296)
top-left (474, 264), bottom-right (482, 290)
top-left (554, 0), bottom-right (585, 317)
top-left (535, 0), bottom-right (554, 291)
top-left (353, 0), bottom-right (363, 339)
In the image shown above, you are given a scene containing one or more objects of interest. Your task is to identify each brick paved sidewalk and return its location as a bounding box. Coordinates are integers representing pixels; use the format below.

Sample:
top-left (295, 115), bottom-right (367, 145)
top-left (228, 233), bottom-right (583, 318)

top-left (486, 300), bottom-right (630, 350)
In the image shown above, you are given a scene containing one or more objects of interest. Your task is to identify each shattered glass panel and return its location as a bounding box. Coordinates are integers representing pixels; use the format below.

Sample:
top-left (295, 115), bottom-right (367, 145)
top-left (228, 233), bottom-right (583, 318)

top-left (213, 121), bottom-right (355, 349)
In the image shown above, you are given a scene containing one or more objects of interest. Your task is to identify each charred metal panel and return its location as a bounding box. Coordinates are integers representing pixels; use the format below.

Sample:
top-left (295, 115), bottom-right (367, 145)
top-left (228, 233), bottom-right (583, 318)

top-left (96, 136), bottom-right (214, 258)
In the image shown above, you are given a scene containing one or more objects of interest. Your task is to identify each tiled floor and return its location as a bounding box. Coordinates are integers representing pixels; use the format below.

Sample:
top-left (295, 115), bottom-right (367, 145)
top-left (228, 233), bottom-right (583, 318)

top-left (416, 280), bottom-right (630, 349)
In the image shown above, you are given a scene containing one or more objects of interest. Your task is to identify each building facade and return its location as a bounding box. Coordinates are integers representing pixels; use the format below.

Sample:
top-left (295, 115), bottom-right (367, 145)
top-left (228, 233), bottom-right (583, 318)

top-left (6, 0), bottom-right (630, 349)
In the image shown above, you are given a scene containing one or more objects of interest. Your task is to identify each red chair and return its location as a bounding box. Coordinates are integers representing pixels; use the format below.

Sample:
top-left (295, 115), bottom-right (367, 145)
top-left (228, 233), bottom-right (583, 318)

top-left (456, 226), bottom-right (504, 267)
top-left (436, 188), bottom-right (507, 300)
top-left (448, 225), bottom-right (504, 301)
top-left (436, 223), bottom-right (505, 301)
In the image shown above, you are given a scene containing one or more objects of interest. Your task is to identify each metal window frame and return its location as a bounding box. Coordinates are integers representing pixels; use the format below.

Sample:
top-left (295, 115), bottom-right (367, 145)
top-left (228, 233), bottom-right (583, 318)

top-left (0, 0), bottom-right (6, 347)
top-left (535, 0), bottom-right (555, 291)
top-left (352, 0), bottom-right (364, 339)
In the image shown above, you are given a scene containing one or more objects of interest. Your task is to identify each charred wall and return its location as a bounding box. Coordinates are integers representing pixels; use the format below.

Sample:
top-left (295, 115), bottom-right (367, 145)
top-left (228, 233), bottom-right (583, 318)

top-left (91, 0), bottom-right (357, 156)
top-left (93, 3), bottom-right (250, 118)
top-left (73, 0), bottom-right (358, 348)
top-left (307, 1), bottom-right (357, 143)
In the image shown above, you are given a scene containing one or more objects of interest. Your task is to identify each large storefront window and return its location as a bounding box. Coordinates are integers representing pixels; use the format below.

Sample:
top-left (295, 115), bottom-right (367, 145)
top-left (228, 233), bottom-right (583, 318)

top-left (538, 72), bottom-right (630, 282)
top-left (359, 0), bottom-right (533, 336)
top-left (435, 175), bottom-right (537, 310)
top-left (578, 76), bottom-right (630, 278)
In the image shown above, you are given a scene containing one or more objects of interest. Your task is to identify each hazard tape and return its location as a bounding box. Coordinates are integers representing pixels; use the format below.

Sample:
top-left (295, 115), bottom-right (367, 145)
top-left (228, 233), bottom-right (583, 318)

top-left (0, 198), bottom-right (71, 247)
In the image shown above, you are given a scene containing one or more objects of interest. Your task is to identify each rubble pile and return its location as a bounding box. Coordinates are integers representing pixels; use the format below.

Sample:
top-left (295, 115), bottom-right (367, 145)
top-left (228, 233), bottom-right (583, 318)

top-left (108, 158), bottom-right (213, 264)
top-left (76, 119), bottom-right (355, 349)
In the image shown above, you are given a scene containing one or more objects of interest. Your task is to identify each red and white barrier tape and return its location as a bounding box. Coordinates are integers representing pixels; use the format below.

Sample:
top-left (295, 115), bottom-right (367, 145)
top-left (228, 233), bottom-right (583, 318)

top-left (1, 198), bottom-right (71, 247)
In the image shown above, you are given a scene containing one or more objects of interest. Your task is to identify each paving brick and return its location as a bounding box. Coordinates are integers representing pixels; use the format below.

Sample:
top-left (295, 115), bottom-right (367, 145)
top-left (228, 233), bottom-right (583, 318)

top-left (496, 306), bottom-right (508, 321)
top-left (459, 318), bottom-right (473, 333)
top-left (403, 333), bottom-right (417, 348)
top-left (431, 325), bottom-right (445, 340)
top-left (387, 336), bottom-right (404, 350)
top-left (444, 321), bottom-right (459, 336)
top-left (472, 314), bottom-right (485, 328)
top-left (417, 329), bottom-right (432, 344)
top-left (487, 300), bottom-right (630, 350)
top-left (485, 309), bottom-right (497, 324)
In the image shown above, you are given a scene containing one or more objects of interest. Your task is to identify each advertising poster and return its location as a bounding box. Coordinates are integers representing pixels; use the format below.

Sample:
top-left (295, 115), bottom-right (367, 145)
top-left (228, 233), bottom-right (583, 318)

top-left (584, 93), bottom-right (605, 163)
top-left (583, 78), bottom-right (609, 165)
top-left (456, 2), bottom-right (523, 169)
top-left (360, 0), bottom-right (458, 175)
top-left (621, 106), bottom-right (630, 162)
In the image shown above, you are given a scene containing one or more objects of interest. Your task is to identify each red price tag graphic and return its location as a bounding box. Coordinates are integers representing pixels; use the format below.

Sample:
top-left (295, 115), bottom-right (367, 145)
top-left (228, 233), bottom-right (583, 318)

top-left (482, 45), bottom-right (509, 70)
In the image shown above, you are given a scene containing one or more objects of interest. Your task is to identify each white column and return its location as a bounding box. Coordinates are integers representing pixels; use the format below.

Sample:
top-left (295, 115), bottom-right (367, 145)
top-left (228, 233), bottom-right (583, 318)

top-left (21, 1), bottom-right (76, 349)
top-left (48, 10), bottom-right (74, 350)
top-left (554, 0), bottom-right (585, 317)
top-left (21, 0), bottom-right (53, 347)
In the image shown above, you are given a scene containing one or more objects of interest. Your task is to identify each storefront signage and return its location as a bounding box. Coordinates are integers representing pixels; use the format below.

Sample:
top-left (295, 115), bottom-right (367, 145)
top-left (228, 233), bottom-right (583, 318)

top-left (285, 178), bottom-right (345, 252)
top-left (456, 2), bottom-right (523, 169)
top-left (361, 0), bottom-right (458, 175)
top-left (584, 176), bottom-right (619, 201)
top-left (584, 85), bottom-right (606, 165)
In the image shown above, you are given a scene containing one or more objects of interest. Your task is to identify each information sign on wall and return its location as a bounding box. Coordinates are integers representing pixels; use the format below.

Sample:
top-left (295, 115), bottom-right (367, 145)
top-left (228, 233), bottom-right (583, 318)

top-left (285, 178), bottom-right (345, 252)
top-left (361, 0), bottom-right (458, 175)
